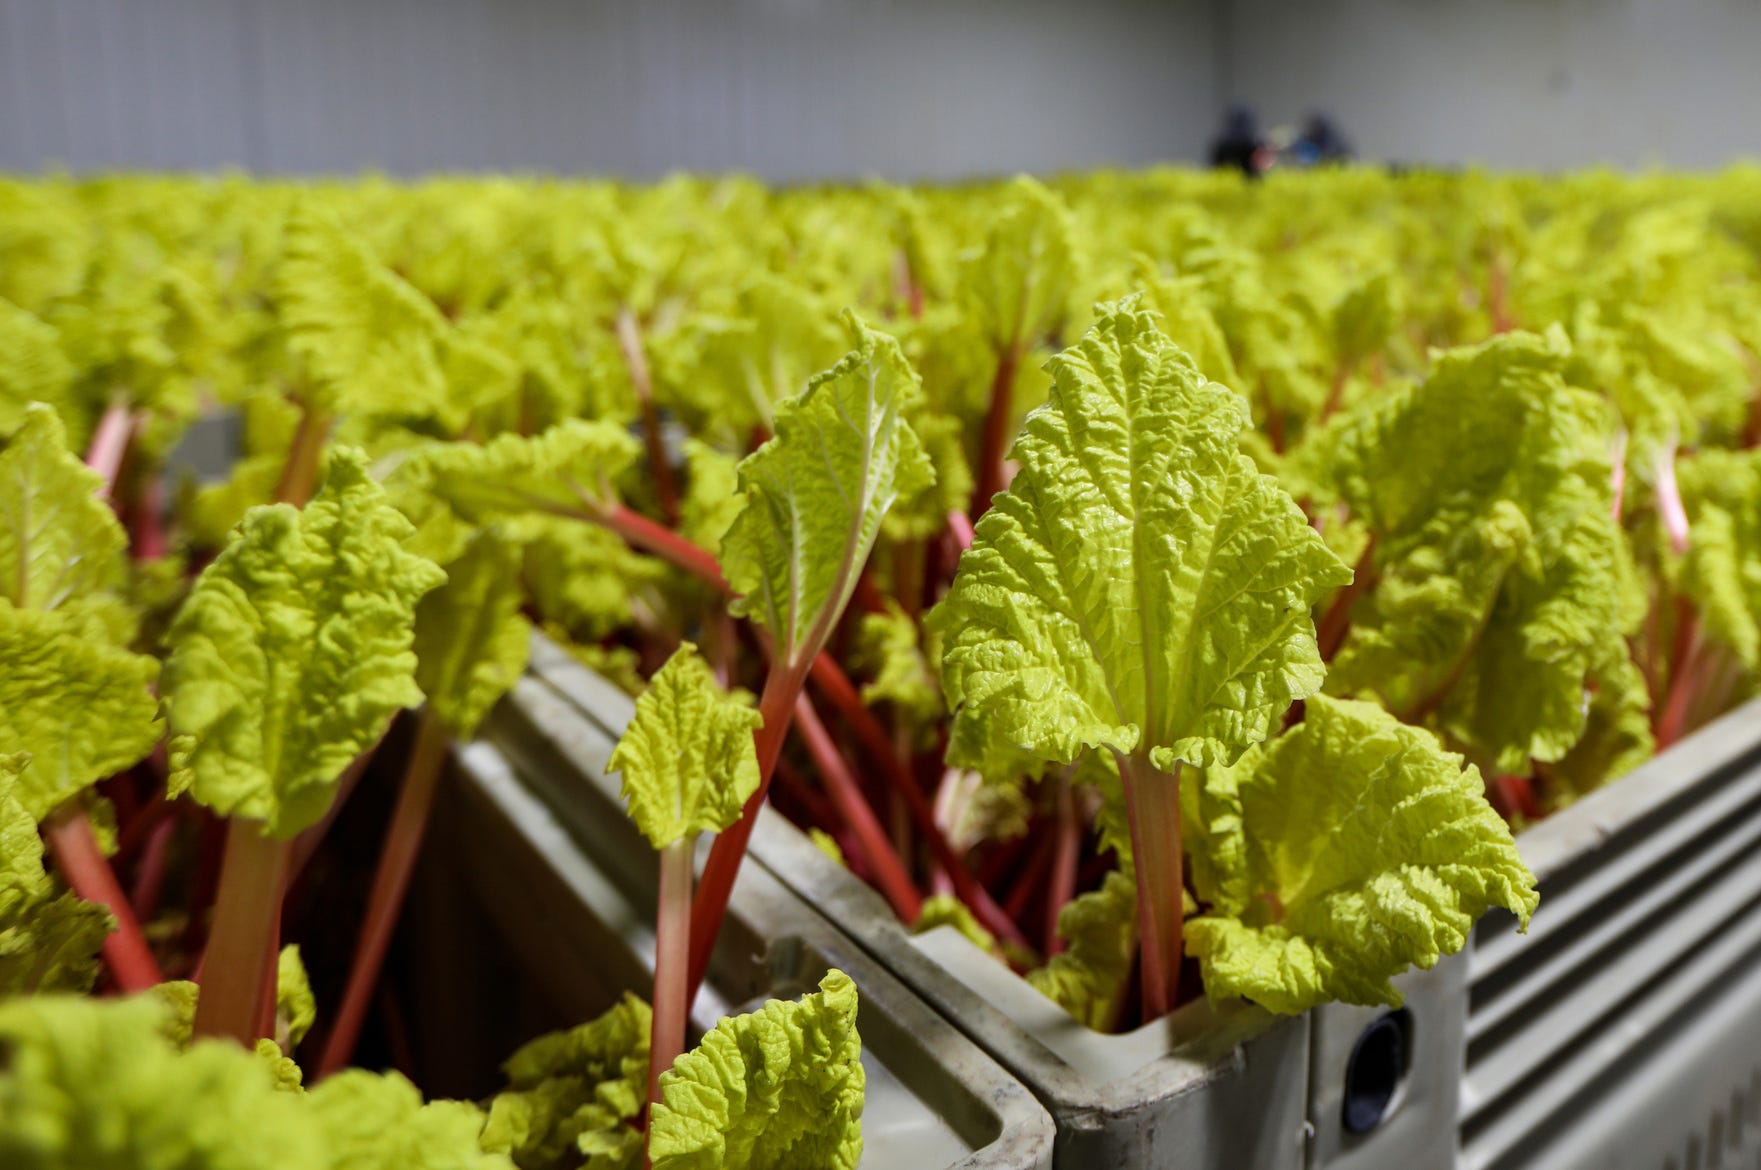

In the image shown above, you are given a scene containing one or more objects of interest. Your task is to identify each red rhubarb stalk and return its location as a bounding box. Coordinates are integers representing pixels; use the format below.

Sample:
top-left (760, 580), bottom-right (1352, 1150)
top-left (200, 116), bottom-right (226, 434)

top-left (972, 346), bottom-right (1022, 516)
top-left (1118, 753), bottom-right (1184, 1021)
top-left (43, 805), bottom-right (163, 991)
top-left (807, 656), bottom-right (1027, 948)
top-left (1317, 535), bottom-right (1376, 663)
top-left (317, 710), bottom-right (450, 1076)
top-left (193, 823), bottom-right (291, 1043)
top-left (84, 402), bottom-right (134, 495)
top-left (1046, 779), bottom-right (1081, 956)
top-left (646, 836), bottom-right (694, 1126)
top-left (794, 696), bottom-right (922, 921)
top-left (685, 662), bottom-right (807, 1000)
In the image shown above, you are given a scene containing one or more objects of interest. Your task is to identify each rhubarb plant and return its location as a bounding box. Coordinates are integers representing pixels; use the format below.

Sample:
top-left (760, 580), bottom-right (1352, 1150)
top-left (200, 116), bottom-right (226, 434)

top-left (934, 300), bottom-right (1535, 1018)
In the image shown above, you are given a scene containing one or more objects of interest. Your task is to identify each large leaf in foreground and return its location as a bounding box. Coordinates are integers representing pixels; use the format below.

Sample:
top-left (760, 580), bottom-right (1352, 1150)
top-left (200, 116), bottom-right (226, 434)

top-left (164, 449), bottom-right (445, 838)
top-left (1186, 696), bottom-right (1537, 1014)
top-left (722, 311), bottom-right (933, 668)
top-left (932, 299), bottom-right (1350, 773)
top-left (649, 970), bottom-right (864, 1170)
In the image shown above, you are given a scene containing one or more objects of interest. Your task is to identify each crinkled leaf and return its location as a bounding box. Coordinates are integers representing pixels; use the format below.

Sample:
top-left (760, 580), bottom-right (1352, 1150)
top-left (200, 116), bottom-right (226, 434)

top-left (649, 970), bottom-right (864, 1170)
top-left (307, 1069), bottom-right (507, 1170)
top-left (1322, 331), bottom-right (1624, 772)
top-left (0, 755), bottom-right (110, 995)
top-left (607, 644), bottom-right (761, 849)
top-left (962, 176), bottom-right (1080, 354)
top-left (1026, 869), bottom-right (1137, 1030)
top-left (678, 439), bottom-right (743, 553)
top-left (0, 604), bottom-right (161, 819)
top-left (415, 530), bottom-right (532, 741)
top-left (1677, 448), bottom-right (1761, 670)
top-left (1186, 696), bottom-right (1537, 1014)
top-left (852, 602), bottom-right (942, 727)
top-left (164, 449), bottom-right (446, 837)
top-left (0, 299), bottom-right (72, 435)
top-left (482, 994), bottom-right (650, 1170)
top-left (914, 893), bottom-right (997, 954)
top-left (0, 404), bottom-right (129, 615)
top-left (0, 993), bottom-right (325, 1168)
top-left (931, 299), bottom-right (1350, 774)
top-left (408, 421), bottom-right (640, 533)
top-left (722, 311), bottom-right (933, 666)
top-left (277, 944), bottom-right (318, 1051)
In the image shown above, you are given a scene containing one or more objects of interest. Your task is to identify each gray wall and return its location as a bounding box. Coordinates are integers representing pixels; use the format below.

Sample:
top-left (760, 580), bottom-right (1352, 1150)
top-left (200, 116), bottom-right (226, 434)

top-left (1219, 0), bottom-right (1761, 170)
top-left (0, 0), bottom-right (1221, 180)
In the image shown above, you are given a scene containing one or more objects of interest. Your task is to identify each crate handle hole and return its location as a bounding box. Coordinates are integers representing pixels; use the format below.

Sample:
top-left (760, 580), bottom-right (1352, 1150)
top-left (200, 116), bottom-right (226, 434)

top-left (1342, 1008), bottom-right (1412, 1135)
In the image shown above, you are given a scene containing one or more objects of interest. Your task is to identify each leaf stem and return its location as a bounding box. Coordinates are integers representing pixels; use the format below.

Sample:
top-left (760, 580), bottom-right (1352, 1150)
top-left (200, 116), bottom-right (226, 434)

top-left (194, 821), bottom-right (292, 1044)
top-left (317, 709), bottom-right (450, 1077)
top-left (793, 695), bottom-right (922, 921)
top-left (1656, 603), bottom-right (1703, 750)
top-left (616, 309), bottom-right (681, 528)
top-left (972, 345), bottom-right (1022, 516)
top-left (1046, 778), bottom-right (1081, 956)
top-left (84, 402), bottom-right (134, 494)
top-left (686, 660), bottom-right (806, 1002)
top-left (806, 655), bottom-right (1028, 948)
top-left (1118, 752), bottom-right (1183, 1021)
top-left (598, 504), bottom-right (730, 592)
top-left (43, 803), bottom-right (163, 991)
top-left (647, 836), bottom-right (694, 1131)
top-left (1317, 534), bottom-right (1376, 663)
top-left (274, 408), bottom-right (331, 509)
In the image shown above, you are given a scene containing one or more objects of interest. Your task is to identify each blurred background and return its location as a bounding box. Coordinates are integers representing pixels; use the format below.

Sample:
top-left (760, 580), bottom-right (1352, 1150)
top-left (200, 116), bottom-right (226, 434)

top-left (3, 0), bottom-right (1760, 179)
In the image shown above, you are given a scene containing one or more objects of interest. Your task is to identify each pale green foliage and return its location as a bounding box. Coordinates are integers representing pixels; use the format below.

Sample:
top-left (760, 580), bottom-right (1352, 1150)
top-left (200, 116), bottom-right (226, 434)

top-left (0, 994), bottom-right (512, 1170)
top-left (406, 421), bottom-right (640, 532)
top-left (0, 300), bottom-right (72, 435)
top-left (1330, 271), bottom-right (1399, 367)
top-left (607, 644), bottom-right (761, 850)
top-left (415, 530), bottom-right (532, 741)
top-left (932, 299), bottom-right (1350, 774)
top-left (722, 311), bottom-right (934, 666)
top-left (277, 945), bottom-right (317, 1051)
top-left (691, 273), bottom-right (846, 431)
top-left (852, 602), bottom-right (942, 726)
top-left (649, 970), bottom-right (864, 1170)
top-left (914, 893), bottom-right (997, 954)
top-left (277, 204), bottom-right (514, 434)
top-left (1321, 331), bottom-right (1625, 772)
top-left (0, 605), bottom-right (161, 819)
top-left (481, 995), bottom-right (650, 1170)
top-left (1546, 646), bottom-right (1656, 808)
top-left (164, 449), bottom-right (446, 838)
top-left (0, 405), bottom-right (128, 616)
top-left (678, 439), bottom-right (743, 552)
top-left (1027, 870), bottom-right (1138, 1030)
top-left (1676, 448), bottom-right (1761, 670)
top-left (962, 176), bottom-right (1081, 354)
top-left (1186, 696), bottom-right (1537, 1014)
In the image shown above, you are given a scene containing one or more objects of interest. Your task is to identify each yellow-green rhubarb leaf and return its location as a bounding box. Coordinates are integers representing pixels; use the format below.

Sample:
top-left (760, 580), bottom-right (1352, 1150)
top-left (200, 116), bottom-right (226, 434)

top-left (0, 299), bottom-right (73, 435)
top-left (0, 604), bottom-right (161, 819)
top-left (1027, 869), bottom-right (1137, 1030)
top-left (930, 299), bottom-right (1350, 774)
top-left (164, 448), bottom-right (446, 838)
top-left (414, 530), bottom-right (531, 741)
top-left (607, 644), bottom-right (761, 850)
top-left (0, 404), bottom-right (129, 616)
top-left (1186, 696), bottom-right (1537, 1015)
top-left (721, 311), bottom-right (933, 667)
top-left (406, 420), bottom-right (641, 535)
top-left (649, 970), bottom-right (864, 1170)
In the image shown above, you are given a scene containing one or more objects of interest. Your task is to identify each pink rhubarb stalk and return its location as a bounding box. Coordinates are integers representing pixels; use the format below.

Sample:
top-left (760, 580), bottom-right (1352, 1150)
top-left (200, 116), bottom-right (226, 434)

top-left (44, 805), bottom-right (163, 991)
top-left (193, 823), bottom-right (291, 1043)
top-left (317, 710), bottom-right (450, 1076)
top-left (1119, 753), bottom-right (1184, 1021)
top-left (646, 836), bottom-right (694, 1130)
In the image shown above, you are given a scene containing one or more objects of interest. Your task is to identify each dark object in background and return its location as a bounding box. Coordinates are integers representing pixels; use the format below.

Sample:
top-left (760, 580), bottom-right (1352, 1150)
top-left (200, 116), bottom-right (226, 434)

top-left (1293, 112), bottom-right (1355, 166)
top-left (1209, 105), bottom-right (1273, 178)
